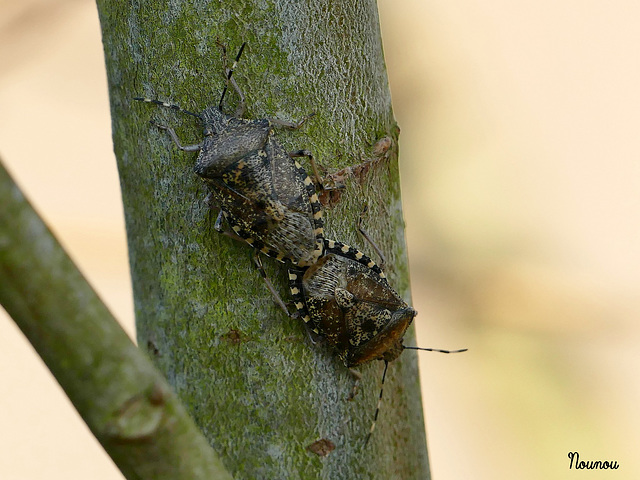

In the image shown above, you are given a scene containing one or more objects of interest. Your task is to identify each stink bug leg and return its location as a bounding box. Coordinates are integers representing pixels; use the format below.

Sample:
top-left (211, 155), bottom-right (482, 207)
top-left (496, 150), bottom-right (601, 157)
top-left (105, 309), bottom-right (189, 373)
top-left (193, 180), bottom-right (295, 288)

top-left (364, 360), bottom-right (389, 447)
top-left (288, 149), bottom-right (325, 191)
top-left (150, 121), bottom-right (203, 152)
top-left (269, 114), bottom-right (315, 130)
top-left (213, 210), bottom-right (225, 233)
top-left (347, 368), bottom-right (362, 401)
top-left (357, 203), bottom-right (386, 270)
top-left (253, 252), bottom-right (291, 316)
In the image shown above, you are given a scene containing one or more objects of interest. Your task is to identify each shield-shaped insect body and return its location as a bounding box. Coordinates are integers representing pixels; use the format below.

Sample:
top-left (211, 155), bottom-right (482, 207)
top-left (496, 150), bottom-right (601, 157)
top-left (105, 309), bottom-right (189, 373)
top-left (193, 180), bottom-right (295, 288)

top-left (288, 238), bottom-right (417, 366)
top-left (195, 107), bottom-right (324, 266)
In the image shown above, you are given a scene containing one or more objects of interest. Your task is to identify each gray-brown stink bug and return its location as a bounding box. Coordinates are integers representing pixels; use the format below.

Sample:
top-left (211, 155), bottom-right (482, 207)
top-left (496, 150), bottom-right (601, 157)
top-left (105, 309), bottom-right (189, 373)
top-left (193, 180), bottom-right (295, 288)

top-left (135, 43), bottom-right (324, 267)
top-left (288, 238), bottom-right (417, 367)
top-left (288, 238), bottom-right (466, 444)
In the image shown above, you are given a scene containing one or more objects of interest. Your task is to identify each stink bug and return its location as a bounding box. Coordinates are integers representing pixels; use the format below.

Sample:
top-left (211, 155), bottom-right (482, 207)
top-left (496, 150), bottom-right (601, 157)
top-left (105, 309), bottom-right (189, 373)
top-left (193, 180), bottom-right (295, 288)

top-left (135, 43), bottom-right (324, 267)
top-left (288, 238), bottom-right (466, 444)
top-left (288, 238), bottom-right (416, 367)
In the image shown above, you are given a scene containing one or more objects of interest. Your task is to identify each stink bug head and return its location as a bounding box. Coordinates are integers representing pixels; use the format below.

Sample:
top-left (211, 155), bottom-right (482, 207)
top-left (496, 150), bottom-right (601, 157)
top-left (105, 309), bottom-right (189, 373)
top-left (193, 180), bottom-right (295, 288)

top-left (192, 118), bottom-right (271, 179)
top-left (198, 105), bottom-right (231, 137)
top-left (346, 305), bottom-right (416, 367)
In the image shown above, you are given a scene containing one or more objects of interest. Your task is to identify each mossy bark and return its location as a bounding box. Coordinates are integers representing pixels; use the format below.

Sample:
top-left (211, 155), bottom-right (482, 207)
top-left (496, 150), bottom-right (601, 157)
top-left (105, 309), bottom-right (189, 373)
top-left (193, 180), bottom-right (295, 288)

top-left (97, 0), bottom-right (429, 478)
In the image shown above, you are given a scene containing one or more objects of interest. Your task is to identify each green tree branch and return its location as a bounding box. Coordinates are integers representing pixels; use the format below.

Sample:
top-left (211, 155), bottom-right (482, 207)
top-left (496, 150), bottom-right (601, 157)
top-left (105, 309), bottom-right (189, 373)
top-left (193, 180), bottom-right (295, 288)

top-left (97, 0), bottom-right (429, 477)
top-left (0, 160), bottom-right (232, 479)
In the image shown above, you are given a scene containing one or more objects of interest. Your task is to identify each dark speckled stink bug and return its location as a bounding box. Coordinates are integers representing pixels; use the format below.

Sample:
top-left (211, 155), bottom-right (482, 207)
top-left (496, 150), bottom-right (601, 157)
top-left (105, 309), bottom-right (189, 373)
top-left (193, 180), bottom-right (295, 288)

top-left (288, 238), bottom-right (417, 367)
top-left (288, 238), bottom-right (466, 444)
top-left (135, 43), bottom-right (324, 267)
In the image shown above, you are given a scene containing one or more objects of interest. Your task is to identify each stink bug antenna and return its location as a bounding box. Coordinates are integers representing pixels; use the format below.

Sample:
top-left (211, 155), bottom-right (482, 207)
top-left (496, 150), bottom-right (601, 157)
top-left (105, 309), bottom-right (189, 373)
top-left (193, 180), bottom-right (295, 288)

top-left (403, 346), bottom-right (468, 354)
top-left (364, 360), bottom-right (389, 447)
top-left (219, 42), bottom-right (247, 111)
top-left (364, 347), bottom-right (466, 446)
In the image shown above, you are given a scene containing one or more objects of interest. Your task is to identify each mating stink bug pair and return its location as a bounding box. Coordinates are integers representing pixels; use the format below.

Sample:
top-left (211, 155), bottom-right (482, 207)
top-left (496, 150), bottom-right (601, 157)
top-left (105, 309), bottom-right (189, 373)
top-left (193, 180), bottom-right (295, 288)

top-left (136, 42), bottom-right (465, 446)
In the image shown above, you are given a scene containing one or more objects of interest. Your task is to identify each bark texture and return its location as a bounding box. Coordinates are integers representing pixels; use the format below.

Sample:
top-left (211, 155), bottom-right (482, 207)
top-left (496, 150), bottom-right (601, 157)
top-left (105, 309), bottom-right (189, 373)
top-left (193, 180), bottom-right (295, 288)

top-left (97, 0), bottom-right (429, 478)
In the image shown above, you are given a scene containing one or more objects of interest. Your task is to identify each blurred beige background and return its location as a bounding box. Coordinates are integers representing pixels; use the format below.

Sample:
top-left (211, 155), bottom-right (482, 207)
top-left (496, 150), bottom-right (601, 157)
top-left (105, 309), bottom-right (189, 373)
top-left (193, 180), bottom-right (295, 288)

top-left (1, 0), bottom-right (638, 479)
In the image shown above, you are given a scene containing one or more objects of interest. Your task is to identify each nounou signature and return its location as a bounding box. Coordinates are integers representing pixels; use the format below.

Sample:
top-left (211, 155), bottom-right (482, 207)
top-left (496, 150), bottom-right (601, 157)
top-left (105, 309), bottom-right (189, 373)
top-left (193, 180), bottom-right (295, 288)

top-left (568, 452), bottom-right (619, 470)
